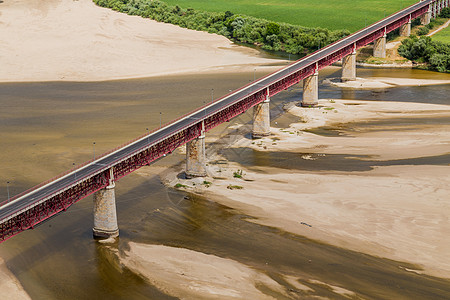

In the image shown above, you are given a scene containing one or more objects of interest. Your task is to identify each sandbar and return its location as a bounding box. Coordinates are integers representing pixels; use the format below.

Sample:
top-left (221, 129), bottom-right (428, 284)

top-left (0, 0), bottom-right (279, 82)
top-left (119, 242), bottom-right (286, 299)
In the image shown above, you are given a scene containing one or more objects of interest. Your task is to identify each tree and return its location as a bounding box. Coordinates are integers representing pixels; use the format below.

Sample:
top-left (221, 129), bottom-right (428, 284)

top-left (266, 22), bottom-right (280, 36)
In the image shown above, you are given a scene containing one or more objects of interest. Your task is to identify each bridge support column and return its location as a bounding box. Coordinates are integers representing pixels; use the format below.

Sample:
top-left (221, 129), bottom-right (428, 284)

top-left (341, 50), bottom-right (357, 82)
top-left (186, 129), bottom-right (206, 178)
top-left (421, 8), bottom-right (431, 25)
top-left (373, 34), bottom-right (386, 58)
top-left (252, 89), bottom-right (270, 138)
top-left (400, 20), bottom-right (411, 37)
top-left (302, 71), bottom-right (319, 107)
top-left (93, 170), bottom-right (119, 239)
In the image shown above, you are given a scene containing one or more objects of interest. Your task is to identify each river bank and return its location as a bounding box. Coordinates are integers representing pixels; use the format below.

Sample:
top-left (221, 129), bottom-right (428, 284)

top-left (0, 0), bottom-right (279, 82)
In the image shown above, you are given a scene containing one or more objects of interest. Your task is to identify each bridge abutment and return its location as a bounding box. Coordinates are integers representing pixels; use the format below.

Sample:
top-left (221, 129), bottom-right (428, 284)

top-left (301, 71), bottom-right (319, 107)
top-left (373, 34), bottom-right (386, 58)
top-left (252, 89), bottom-right (270, 138)
top-left (93, 174), bottom-right (119, 239)
top-left (400, 20), bottom-right (411, 37)
top-left (186, 131), bottom-right (206, 178)
top-left (341, 50), bottom-right (357, 82)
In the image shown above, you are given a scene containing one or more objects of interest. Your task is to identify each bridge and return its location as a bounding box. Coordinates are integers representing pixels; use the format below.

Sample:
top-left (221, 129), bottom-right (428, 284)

top-left (0, 0), bottom-right (447, 242)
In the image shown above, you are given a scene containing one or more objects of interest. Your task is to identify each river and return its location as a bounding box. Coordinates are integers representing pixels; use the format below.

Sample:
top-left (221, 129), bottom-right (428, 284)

top-left (0, 67), bottom-right (449, 299)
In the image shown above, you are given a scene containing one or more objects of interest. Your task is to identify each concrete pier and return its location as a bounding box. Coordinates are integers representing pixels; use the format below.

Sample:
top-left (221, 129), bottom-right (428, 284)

top-left (252, 90), bottom-right (270, 138)
top-left (373, 34), bottom-right (386, 58)
top-left (341, 50), bottom-right (357, 82)
top-left (93, 174), bottom-right (119, 239)
top-left (421, 9), bottom-right (431, 25)
top-left (302, 71), bottom-right (319, 107)
top-left (186, 131), bottom-right (206, 178)
top-left (399, 20), bottom-right (411, 37)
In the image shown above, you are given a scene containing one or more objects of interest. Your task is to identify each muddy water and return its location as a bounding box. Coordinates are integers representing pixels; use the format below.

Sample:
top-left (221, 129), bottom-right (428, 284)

top-left (223, 149), bottom-right (450, 172)
top-left (1, 67), bottom-right (450, 299)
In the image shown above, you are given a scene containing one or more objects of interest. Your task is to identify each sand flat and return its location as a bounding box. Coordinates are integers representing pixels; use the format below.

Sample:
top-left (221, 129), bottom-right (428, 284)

top-left (119, 243), bottom-right (286, 299)
top-left (0, 0), bottom-right (278, 82)
top-left (166, 99), bottom-right (450, 278)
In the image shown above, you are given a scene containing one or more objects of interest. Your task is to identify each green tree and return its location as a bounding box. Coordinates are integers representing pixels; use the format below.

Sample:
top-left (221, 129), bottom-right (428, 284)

top-left (266, 22), bottom-right (280, 36)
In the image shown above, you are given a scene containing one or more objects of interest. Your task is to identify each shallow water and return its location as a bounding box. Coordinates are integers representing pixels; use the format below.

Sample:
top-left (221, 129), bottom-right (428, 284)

top-left (1, 67), bottom-right (450, 299)
top-left (223, 148), bottom-right (450, 172)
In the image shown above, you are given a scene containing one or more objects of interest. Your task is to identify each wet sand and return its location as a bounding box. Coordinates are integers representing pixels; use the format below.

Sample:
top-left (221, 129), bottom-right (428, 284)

top-left (328, 77), bottom-right (450, 89)
top-left (167, 99), bottom-right (450, 280)
top-left (0, 0), bottom-right (278, 82)
top-left (0, 257), bottom-right (31, 300)
top-left (120, 243), bottom-right (285, 299)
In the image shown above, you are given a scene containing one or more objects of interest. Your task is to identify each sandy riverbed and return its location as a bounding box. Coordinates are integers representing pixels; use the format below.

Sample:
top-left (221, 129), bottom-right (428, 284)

top-left (0, 0), bottom-right (278, 82)
top-left (165, 98), bottom-right (450, 279)
top-left (118, 242), bottom-right (358, 299)
top-left (120, 243), bottom-right (286, 299)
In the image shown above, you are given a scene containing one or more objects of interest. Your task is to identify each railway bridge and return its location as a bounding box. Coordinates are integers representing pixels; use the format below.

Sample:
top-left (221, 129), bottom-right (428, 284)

top-left (0, 0), bottom-right (447, 242)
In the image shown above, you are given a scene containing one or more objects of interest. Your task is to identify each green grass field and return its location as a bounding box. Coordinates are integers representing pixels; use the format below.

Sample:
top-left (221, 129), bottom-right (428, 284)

top-left (162, 0), bottom-right (417, 32)
top-left (432, 25), bottom-right (450, 43)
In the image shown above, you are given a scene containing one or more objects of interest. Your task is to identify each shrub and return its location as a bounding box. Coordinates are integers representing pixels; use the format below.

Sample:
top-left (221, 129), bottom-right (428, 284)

top-left (227, 185), bottom-right (243, 190)
top-left (417, 27), bottom-right (429, 36)
top-left (233, 170), bottom-right (243, 178)
top-left (398, 36), bottom-right (450, 72)
top-left (439, 7), bottom-right (450, 18)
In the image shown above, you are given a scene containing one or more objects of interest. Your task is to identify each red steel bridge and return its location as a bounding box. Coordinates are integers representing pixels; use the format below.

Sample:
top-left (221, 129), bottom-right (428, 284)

top-left (0, 0), bottom-right (446, 242)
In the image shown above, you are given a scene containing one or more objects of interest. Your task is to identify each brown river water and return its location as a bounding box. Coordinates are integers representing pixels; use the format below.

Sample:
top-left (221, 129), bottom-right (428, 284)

top-left (0, 67), bottom-right (450, 299)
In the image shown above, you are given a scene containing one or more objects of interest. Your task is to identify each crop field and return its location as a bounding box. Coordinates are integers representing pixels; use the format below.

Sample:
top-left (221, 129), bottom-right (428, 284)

top-left (432, 25), bottom-right (450, 43)
top-left (162, 0), bottom-right (417, 32)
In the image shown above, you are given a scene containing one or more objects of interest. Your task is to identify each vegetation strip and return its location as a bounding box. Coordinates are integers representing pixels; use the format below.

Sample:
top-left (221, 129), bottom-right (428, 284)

top-left (93, 0), bottom-right (350, 55)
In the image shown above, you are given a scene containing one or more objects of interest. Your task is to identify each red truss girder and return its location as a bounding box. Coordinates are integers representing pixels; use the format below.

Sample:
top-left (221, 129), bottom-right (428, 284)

top-left (356, 28), bottom-right (385, 48)
top-left (268, 64), bottom-right (316, 97)
top-left (386, 15), bottom-right (410, 32)
top-left (0, 173), bottom-right (109, 241)
top-left (412, 6), bottom-right (429, 19)
top-left (318, 45), bottom-right (354, 70)
top-left (114, 123), bottom-right (203, 181)
top-left (205, 90), bottom-right (267, 131)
